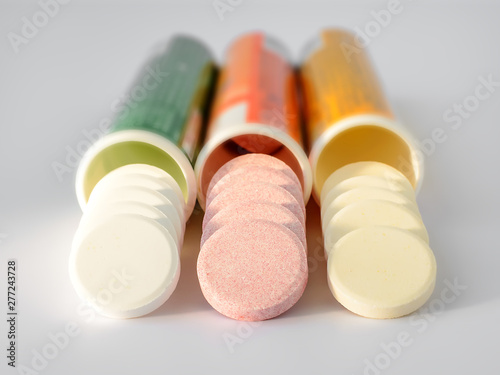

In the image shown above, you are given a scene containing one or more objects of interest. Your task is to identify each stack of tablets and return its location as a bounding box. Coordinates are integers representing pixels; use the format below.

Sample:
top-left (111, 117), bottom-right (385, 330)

top-left (197, 154), bottom-right (308, 321)
top-left (69, 164), bottom-right (186, 319)
top-left (321, 162), bottom-right (437, 319)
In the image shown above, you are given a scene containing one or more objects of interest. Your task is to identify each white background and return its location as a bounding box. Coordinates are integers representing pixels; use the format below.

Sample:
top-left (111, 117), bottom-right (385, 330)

top-left (1, 0), bottom-right (499, 374)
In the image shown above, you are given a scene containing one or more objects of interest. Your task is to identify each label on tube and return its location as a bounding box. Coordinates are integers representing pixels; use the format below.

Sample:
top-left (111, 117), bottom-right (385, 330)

top-left (111, 35), bottom-right (216, 161)
top-left (300, 29), bottom-right (420, 195)
top-left (207, 32), bottom-right (301, 153)
top-left (301, 29), bottom-right (393, 147)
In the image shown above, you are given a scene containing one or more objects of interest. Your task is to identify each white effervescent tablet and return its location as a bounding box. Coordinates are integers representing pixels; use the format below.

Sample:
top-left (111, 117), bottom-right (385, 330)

top-left (95, 166), bottom-right (185, 222)
top-left (327, 226), bottom-right (436, 319)
top-left (105, 164), bottom-right (186, 215)
top-left (324, 199), bottom-right (428, 254)
top-left (321, 187), bottom-right (418, 234)
top-left (86, 185), bottom-right (184, 246)
top-left (78, 201), bottom-right (181, 250)
top-left (320, 161), bottom-right (413, 203)
top-left (69, 214), bottom-right (180, 318)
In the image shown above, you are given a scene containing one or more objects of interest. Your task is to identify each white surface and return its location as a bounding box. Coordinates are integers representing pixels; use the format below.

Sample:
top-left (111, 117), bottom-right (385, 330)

top-left (1, 0), bottom-right (499, 374)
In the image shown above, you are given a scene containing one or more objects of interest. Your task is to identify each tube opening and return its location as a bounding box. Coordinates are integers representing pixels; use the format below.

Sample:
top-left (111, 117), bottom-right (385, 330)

top-left (82, 141), bottom-right (186, 205)
top-left (198, 132), bottom-right (306, 208)
top-left (315, 125), bottom-right (417, 196)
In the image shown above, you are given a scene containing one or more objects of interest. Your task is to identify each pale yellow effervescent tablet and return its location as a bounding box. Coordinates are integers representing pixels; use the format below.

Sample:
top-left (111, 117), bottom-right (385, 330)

top-left (327, 226), bottom-right (436, 319)
top-left (324, 199), bottom-right (428, 254)
top-left (320, 161), bottom-right (414, 204)
top-left (321, 175), bottom-right (416, 213)
top-left (321, 186), bottom-right (419, 234)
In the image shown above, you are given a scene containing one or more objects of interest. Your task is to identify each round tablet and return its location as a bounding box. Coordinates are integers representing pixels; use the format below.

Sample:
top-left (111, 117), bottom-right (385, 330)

top-left (201, 201), bottom-right (306, 250)
top-left (327, 226), bottom-right (436, 319)
top-left (197, 220), bottom-right (308, 321)
top-left (106, 164), bottom-right (186, 216)
top-left (93, 167), bottom-right (184, 222)
top-left (321, 175), bottom-right (416, 208)
top-left (320, 161), bottom-right (413, 203)
top-left (324, 199), bottom-right (428, 254)
top-left (69, 214), bottom-right (181, 318)
top-left (86, 185), bottom-right (184, 246)
top-left (203, 181), bottom-right (305, 230)
top-left (321, 187), bottom-right (418, 234)
top-left (208, 154), bottom-right (301, 197)
top-left (206, 165), bottom-right (303, 209)
top-left (78, 201), bottom-right (181, 250)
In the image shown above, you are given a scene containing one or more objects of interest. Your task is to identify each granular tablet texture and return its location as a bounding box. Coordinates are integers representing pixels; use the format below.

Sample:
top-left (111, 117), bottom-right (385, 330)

top-left (203, 181), bottom-right (305, 229)
top-left (198, 154), bottom-right (308, 320)
top-left (206, 165), bottom-right (303, 208)
top-left (197, 220), bottom-right (308, 321)
top-left (207, 153), bottom-right (302, 198)
top-left (201, 201), bottom-right (306, 250)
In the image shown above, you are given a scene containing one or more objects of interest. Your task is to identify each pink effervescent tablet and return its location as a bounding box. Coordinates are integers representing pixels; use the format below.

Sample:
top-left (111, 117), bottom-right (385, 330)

top-left (206, 165), bottom-right (303, 210)
top-left (207, 154), bottom-right (301, 199)
top-left (203, 181), bottom-right (305, 230)
top-left (201, 201), bottom-right (307, 250)
top-left (197, 220), bottom-right (308, 321)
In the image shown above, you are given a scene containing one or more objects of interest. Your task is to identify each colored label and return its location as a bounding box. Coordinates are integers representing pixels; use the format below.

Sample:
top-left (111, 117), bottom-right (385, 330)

top-left (111, 36), bottom-right (216, 161)
top-left (300, 29), bottom-right (394, 148)
top-left (207, 33), bottom-right (301, 146)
